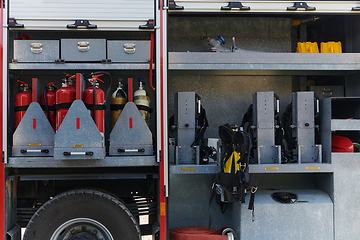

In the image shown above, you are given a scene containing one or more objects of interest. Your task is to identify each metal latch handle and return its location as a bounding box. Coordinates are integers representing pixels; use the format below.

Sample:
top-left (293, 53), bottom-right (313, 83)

top-left (124, 43), bottom-right (136, 54)
top-left (63, 151), bottom-right (94, 156)
top-left (78, 42), bottom-right (90, 52)
top-left (221, 2), bottom-right (250, 10)
top-left (31, 43), bottom-right (43, 54)
top-left (118, 149), bottom-right (145, 153)
top-left (67, 20), bottom-right (97, 29)
top-left (287, 2), bottom-right (316, 11)
top-left (21, 149), bottom-right (49, 153)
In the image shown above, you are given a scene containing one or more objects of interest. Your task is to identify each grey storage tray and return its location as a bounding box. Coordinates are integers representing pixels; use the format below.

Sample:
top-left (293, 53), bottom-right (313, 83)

top-left (107, 40), bottom-right (150, 63)
top-left (61, 39), bottom-right (106, 62)
top-left (13, 40), bottom-right (59, 63)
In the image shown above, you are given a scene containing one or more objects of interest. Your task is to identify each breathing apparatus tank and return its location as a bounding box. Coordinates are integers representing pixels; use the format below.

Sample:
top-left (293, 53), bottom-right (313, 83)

top-left (83, 74), bottom-right (105, 134)
top-left (15, 80), bottom-right (32, 128)
top-left (40, 82), bottom-right (56, 130)
top-left (110, 80), bottom-right (127, 131)
top-left (56, 75), bottom-right (76, 131)
top-left (134, 78), bottom-right (150, 127)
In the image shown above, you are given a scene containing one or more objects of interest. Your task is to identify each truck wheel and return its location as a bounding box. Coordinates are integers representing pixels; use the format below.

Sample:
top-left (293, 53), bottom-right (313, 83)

top-left (23, 189), bottom-right (141, 240)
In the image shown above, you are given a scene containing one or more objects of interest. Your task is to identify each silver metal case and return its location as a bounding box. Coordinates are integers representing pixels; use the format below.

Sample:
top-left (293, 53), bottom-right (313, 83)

top-left (235, 189), bottom-right (333, 240)
top-left (61, 39), bottom-right (106, 62)
top-left (13, 40), bottom-right (59, 63)
top-left (107, 40), bottom-right (150, 63)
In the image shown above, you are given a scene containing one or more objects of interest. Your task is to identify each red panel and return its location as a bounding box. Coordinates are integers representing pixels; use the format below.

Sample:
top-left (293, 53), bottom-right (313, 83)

top-left (76, 73), bottom-right (82, 100)
top-left (159, 1), bottom-right (167, 239)
top-left (76, 118), bottom-right (80, 129)
top-left (0, 0), bottom-right (5, 237)
top-left (33, 118), bottom-right (36, 129)
top-left (32, 78), bottom-right (37, 102)
top-left (128, 78), bottom-right (133, 102)
top-left (129, 118), bottom-right (133, 129)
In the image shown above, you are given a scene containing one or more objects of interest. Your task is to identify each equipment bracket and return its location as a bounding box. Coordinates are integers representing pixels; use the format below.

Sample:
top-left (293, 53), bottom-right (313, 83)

top-left (66, 20), bottom-right (97, 29)
top-left (8, 18), bottom-right (24, 28)
top-left (287, 2), bottom-right (316, 11)
top-left (221, 2), bottom-right (250, 10)
top-left (139, 19), bottom-right (155, 29)
top-left (101, 59), bottom-right (112, 64)
top-left (55, 59), bottom-right (65, 64)
top-left (169, 0), bottom-right (184, 10)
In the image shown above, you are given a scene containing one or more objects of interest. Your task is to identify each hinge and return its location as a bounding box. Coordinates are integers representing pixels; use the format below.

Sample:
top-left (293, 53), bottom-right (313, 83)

top-left (159, 150), bottom-right (162, 162)
top-left (2, 151), bottom-right (4, 164)
top-left (164, 185), bottom-right (167, 197)
top-left (169, 0), bottom-right (184, 10)
top-left (8, 18), bottom-right (24, 28)
top-left (139, 19), bottom-right (154, 29)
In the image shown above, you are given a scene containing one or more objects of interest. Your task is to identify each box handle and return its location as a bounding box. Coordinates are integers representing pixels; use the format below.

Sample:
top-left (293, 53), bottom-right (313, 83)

top-left (78, 41), bottom-right (90, 52)
top-left (124, 43), bottom-right (136, 54)
top-left (30, 43), bottom-right (43, 54)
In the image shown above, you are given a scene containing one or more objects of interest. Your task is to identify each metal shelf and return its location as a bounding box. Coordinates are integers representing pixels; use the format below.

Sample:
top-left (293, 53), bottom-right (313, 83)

top-left (170, 163), bottom-right (220, 174)
top-left (9, 63), bottom-right (151, 70)
top-left (170, 163), bottom-right (333, 174)
top-left (249, 163), bottom-right (333, 173)
top-left (7, 155), bottom-right (157, 168)
top-left (331, 119), bottom-right (360, 131)
top-left (169, 52), bottom-right (360, 75)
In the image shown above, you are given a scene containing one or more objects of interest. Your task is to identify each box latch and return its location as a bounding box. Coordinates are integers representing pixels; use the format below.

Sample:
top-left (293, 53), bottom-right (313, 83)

top-left (30, 43), bottom-right (43, 54)
top-left (78, 41), bottom-right (90, 52)
top-left (124, 43), bottom-right (136, 54)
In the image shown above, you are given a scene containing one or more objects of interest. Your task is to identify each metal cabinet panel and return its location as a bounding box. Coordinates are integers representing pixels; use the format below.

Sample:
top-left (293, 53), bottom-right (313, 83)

top-left (107, 40), bottom-right (150, 63)
top-left (13, 40), bottom-right (59, 63)
top-left (169, 1), bottom-right (360, 14)
top-left (9, 0), bottom-right (154, 30)
top-left (61, 39), bottom-right (106, 62)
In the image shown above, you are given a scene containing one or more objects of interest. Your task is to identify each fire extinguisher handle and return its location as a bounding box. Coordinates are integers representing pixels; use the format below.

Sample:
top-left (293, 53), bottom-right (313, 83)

top-left (17, 80), bottom-right (28, 86)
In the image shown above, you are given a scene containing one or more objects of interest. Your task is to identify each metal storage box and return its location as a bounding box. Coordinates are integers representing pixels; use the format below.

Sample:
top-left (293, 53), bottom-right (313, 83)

top-left (107, 40), bottom-right (150, 63)
top-left (233, 189), bottom-right (333, 240)
top-left (13, 40), bottom-right (59, 63)
top-left (61, 39), bottom-right (106, 62)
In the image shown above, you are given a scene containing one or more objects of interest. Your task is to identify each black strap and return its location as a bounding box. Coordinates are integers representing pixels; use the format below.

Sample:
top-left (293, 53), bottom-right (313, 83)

top-left (110, 104), bottom-right (125, 111)
top-left (84, 103), bottom-right (106, 111)
top-left (208, 185), bottom-right (216, 231)
top-left (249, 191), bottom-right (255, 210)
top-left (14, 105), bottom-right (29, 112)
top-left (136, 104), bottom-right (151, 113)
top-left (40, 105), bottom-right (55, 111)
top-left (54, 102), bottom-right (73, 110)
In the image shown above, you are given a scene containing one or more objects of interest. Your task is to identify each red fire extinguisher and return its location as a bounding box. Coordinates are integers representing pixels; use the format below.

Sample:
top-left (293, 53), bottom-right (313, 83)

top-left (40, 82), bottom-right (56, 130)
top-left (83, 74), bottom-right (105, 134)
top-left (15, 80), bottom-right (32, 128)
top-left (56, 76), bottom-right (76, 131)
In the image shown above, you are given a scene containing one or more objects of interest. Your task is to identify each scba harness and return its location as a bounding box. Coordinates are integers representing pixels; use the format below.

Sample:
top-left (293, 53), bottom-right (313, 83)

top-left (209, 124), bottom-right (258, 230)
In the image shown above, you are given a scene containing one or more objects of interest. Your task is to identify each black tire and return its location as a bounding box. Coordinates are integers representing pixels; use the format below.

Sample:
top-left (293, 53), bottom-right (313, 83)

top-left (23, 189), bottom-right (141, 240)
top-left (353, 142), bottom-right (360, 152)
